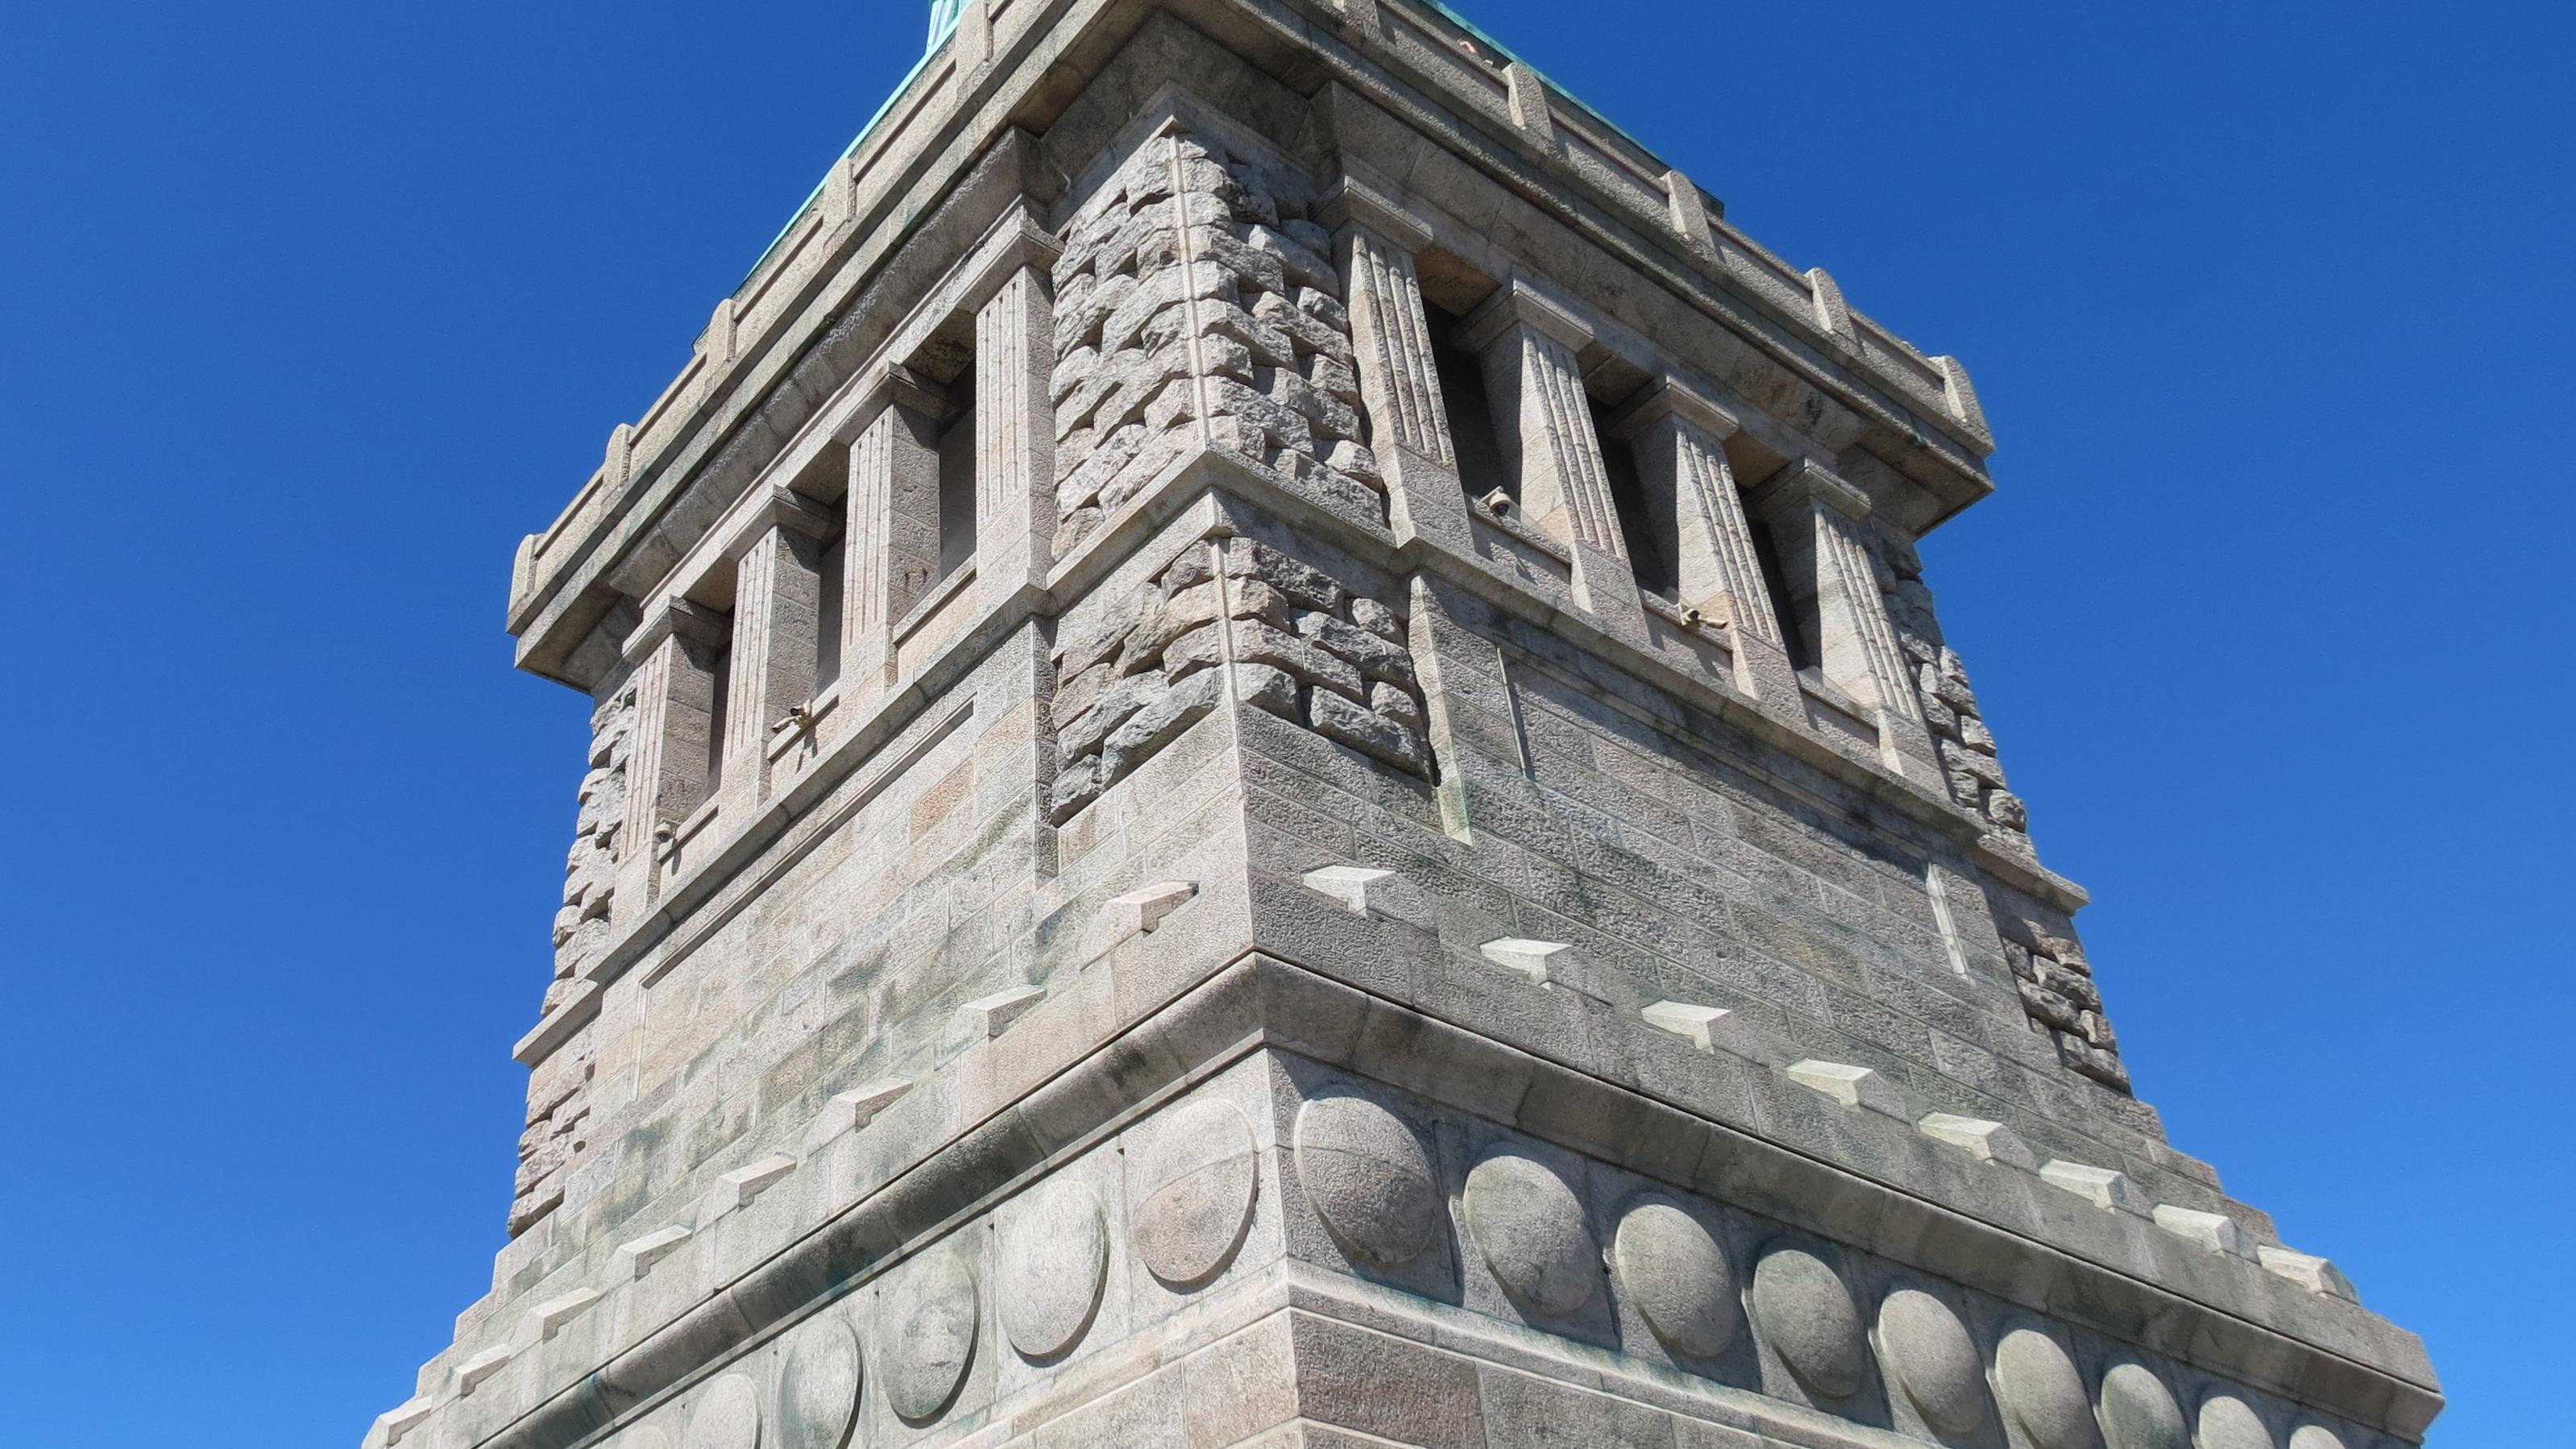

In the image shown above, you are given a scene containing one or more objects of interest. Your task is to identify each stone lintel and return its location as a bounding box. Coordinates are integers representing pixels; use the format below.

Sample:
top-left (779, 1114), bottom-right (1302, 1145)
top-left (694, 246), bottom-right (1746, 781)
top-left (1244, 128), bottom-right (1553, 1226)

top-left (1748, 457), bottom-right (1872, 522)
top-left (1317, 170), bottom-right (1433, 253)
top-left (1459, 274), bottom-right (1595, 355)
top-left (1608, 373), bottom-right (1739, 442)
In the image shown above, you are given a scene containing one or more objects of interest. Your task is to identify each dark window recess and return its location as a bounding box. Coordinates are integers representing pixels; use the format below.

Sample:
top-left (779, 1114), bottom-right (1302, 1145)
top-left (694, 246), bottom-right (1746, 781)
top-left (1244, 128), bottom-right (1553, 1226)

top-left (1591, 407), bottom-right (1676, 599)
top-left (1427, 306), bottom-right (1509, 501)
top-left (936, 372), bottom-right (978, 583)
top-left (1749, 520), bottom-right (1817, 670)
top-left (704, 644), bottom-right (733, 792)
top-left (813, 498), bottom-right (846, 694)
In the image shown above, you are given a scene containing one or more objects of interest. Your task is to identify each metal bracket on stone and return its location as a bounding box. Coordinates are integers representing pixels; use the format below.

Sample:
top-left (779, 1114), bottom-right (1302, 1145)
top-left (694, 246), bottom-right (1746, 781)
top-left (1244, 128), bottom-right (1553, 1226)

top-left (612, 1224), bottom-right (693, 1280)
top-left (1916, 1112), bottom-right (2039, 1169)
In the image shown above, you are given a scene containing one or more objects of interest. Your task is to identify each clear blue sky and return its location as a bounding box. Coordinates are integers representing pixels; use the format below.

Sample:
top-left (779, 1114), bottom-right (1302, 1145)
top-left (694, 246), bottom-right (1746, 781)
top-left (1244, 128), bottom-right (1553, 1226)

top-left (1, 1), bottom-right (2565, 1443)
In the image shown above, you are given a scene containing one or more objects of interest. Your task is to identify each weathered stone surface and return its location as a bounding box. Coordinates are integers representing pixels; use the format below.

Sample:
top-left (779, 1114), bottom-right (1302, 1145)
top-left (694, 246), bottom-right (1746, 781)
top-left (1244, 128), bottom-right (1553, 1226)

top-left (1997, 1327), bottom-right (2094, 1449)
top-left (2287, 1428), bottom-right (2349, 1449)
top-left (395, 7), bottom-right (2441, 1449)
top-left (1462, 1149), bottom-right (1598, 1317)
top-left (1295, 1094), bottom-right (1440, 1268)
top-left (2099, 1360), bottom-right (2188, 1449)
top-left (1000, 1177), bottom-right (1108, 1360)
top-left (774, 1319), bottom-right (861, 1449)
top-left (1749, 1246), bottom-right (1867, 1399)
top-left (1610, 1197), bottom-right (1738, 1358)
top-left (2196, 1394), bottom-right (2277, 1449)
top-left (1132, 1097), bottom-right (1259, 1288)
top-left (682, 1375), bottom-right (761, 1449)
top-left (882, 1252), bottom-right (977, 1422)
top-left (1877, 1286), bottom-right (1985, 1436)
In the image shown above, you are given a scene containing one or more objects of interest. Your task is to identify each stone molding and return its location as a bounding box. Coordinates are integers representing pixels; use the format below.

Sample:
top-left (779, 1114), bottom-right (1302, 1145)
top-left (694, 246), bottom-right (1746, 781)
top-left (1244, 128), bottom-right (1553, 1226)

top-left (438, 953), bottom-right (2436, 1449)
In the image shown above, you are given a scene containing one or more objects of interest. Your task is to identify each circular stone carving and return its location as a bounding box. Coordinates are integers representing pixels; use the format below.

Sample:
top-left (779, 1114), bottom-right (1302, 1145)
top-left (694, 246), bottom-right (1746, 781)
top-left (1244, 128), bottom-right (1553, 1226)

top-left (2197, 1394), bottom-right (2277, 1449)
top-left (775, 1318), bottom-right (861, 1449)
top-left (627, 1432), bottom-right (674, 1449)
top-left (2286, 1428), bottom-right (2347, 1449)
top-left (1748, 1246), bottom-right (1866, 1399)
top-left (682, 1374), bottom-right (761, 1449)
top-left (1294, 1094), bottom-right (1441, 1268)
top-left (2099, 1360), bottom-right (2188, 1449)
top-left (884, 1252), bottom-right (978, 1422)
top-left (1132, 1097), bottom-right (1259, 1287)
top-left (1877, 1287), bottom-right (1986, 1436)
top-left (999, 1177), bottom-right (1108, 1360)
top-left (1462, 1149), bottom-right (1597, 1317)
top-left (1610, 1197), bottom-right (1738, 1357)
top-left (1996, 1327), bottom-right (2093, 1449)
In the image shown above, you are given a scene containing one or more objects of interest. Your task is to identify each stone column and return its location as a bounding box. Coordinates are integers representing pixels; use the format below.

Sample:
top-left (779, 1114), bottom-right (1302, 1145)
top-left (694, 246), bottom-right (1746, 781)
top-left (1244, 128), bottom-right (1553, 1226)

top-left (1611, 376), bottom-right (1802, 717)
top-left (719, 490), bottom-right (836, 816)
top-left (612, 600), bottom-right (728, 915)
top-left (1320, 174), bottom-right (1474, 554)
top-left (1461, 278), bottom-right (1646, 643)
top-left (1748, 460), bottom-right (1938, 775)
top-left (840, 368), bottom-right (947, 705)
top-left (974, 265), bottom-right (1056, 598)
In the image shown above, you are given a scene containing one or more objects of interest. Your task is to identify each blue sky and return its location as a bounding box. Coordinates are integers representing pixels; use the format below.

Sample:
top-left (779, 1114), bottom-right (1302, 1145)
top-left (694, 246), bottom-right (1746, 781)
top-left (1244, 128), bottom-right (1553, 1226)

top-left (0, 0), bottom-right (2566, 1443)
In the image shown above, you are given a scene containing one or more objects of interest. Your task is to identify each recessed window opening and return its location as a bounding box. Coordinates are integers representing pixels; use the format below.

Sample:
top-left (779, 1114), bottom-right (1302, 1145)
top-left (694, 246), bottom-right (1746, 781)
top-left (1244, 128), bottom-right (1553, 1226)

top-left (1591, 403), bottom-right (1675, 599)
top-left (936, 369), bottom-right (977, 585)
top-left (813, 496), bottom-right (846, 694)
top-left (1750, 517), bottom-right (1818, 671)
top-left (1427, 305), bottom-right (1508, 504)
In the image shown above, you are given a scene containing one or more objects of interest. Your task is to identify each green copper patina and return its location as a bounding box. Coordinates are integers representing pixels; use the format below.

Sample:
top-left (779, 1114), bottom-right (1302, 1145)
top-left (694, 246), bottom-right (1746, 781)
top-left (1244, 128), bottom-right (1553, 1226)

top-left (927, 0), bottom-right (964, 51)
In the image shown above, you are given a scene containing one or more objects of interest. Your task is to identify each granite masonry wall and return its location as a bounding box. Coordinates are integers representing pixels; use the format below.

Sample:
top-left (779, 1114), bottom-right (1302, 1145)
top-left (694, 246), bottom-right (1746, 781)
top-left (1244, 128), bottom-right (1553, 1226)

top-left (383, 3), bottom-right (2434, 1445)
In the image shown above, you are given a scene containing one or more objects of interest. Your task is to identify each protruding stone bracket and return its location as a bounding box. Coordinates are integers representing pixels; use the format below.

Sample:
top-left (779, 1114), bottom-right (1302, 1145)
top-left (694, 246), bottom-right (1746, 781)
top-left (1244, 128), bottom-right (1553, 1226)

top-left (715, 1154), bottom-right (799, 1214)
top-left (2154, 1204), bottom-right (2251, 1259)
top-left (1786, 1059), bottom-right (1917, 1119)
top-left (1478, 937), bottom-right (1572, 985)
top-left (1805, 267), bottom-right (1858, 349)
top-left (451, 1344), bottom-right (516, 1397)
top-left (2039, 1160), bottom-right (2146, 1214)
top-left (1302, 866), bottom-right (1396, 916)
top-left (1916, 1112), bottom-right (2039, 1170)
top-left (372, 1397), bottom-right (432, 1448)
top-left (1110, 880), bottom-right (1199, 936)
top-left (2259, 1245), bottom-right (2360, 1302)
top-left (1607, 374), bottom-right (1739, 444)
top-left (613, 1224), bottom-right (694, 1281)
top-left (808, 1077), bottom-right (915, 1152)
top-left (957, 984), bottom-right (1047, 1039)
top-left (521, 1289), bottom-right (601, 1345)
top-left (1664, 169), bottom-right (1718, 258)
top-left (1639, 999), bottom-right (1780, 1065)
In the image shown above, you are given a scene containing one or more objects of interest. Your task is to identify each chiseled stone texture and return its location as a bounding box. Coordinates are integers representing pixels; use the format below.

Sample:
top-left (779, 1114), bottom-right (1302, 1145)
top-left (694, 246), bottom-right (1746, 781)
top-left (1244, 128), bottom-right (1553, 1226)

top-left (384, 1), bottom-right (2438, 1447)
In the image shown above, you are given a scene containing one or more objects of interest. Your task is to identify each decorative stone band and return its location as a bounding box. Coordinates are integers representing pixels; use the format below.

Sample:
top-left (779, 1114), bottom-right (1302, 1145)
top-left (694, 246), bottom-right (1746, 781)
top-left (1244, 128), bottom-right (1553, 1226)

top-left (410, 952), bottom-right (2425, 1449)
